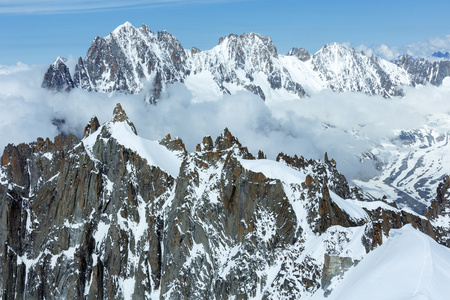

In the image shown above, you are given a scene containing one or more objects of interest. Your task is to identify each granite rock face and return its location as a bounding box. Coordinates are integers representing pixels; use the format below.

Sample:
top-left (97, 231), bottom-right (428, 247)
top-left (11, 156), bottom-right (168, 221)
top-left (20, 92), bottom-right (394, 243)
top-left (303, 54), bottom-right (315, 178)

top-left (0, 103), bottom-right (448, 299)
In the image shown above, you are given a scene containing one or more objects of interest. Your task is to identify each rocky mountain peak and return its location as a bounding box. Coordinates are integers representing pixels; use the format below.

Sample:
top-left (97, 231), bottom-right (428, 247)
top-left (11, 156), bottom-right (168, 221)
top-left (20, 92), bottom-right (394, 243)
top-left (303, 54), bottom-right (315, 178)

top-left (392, 54), bottom-right (450, 86)
top-left (52, 56), bottom-right (67, 66)
top-left (41, 56), bottom-right (74, 92)
top-left (159, 134), bottom-right (187, 154)
top-left (0, 111), bottom-right (449, 298)
top-left (287, 47), bottom-right (311, 61)
top-left (315, 42), bottom-right (355, 59)
top-left (218, 32), bottom-right (278, 58)
top-left (110, 103), bottom-right (138, 135)
top-left (214, 128), bottom-right (242, 151)
top-left (112, 103), bottom-right (128, 122)
top-left (311, 42), bottom-right (409, 97)
top-left (432, 51), bottom-right (450, 59)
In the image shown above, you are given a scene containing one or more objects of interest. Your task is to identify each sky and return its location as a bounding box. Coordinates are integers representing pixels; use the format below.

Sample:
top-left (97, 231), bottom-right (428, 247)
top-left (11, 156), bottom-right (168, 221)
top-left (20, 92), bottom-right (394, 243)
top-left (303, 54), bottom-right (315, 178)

top-left (1, 0), bottom-right (450, 65)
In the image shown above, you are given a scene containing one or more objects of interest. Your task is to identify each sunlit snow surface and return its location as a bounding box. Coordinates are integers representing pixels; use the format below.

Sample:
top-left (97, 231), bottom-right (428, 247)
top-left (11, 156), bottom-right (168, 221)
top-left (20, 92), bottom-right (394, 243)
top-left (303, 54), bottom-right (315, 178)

top-left (238, 157), bottom-right (306, 184)
top-left (311, 225), bottom-right (450, 300)
top-left (83, 121), bottom-right (183, 177)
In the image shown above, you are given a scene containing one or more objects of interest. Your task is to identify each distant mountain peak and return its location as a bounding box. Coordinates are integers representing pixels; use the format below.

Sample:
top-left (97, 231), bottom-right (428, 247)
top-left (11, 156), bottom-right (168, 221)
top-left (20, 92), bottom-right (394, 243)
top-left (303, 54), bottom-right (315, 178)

top-left (432, 51), bottom-right (450, 59)
top-left (42, 56), bottom-right (74, 92)
top-left (52, 56), bottom-right (68, 66)
top-left (111, 21), bottom-right (135, 34)
top-left (287, 47), bottom-right (311, 61)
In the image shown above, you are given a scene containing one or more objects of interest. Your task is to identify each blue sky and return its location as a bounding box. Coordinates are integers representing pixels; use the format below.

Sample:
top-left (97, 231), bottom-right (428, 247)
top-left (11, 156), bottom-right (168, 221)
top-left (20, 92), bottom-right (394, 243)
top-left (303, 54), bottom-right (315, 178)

top-left (1, 0), bottom-right (450, 65)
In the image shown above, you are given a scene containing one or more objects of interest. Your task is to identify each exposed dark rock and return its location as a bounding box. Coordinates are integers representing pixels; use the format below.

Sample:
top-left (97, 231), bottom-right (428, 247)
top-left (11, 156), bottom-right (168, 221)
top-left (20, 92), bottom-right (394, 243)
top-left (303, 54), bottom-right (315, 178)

top-left (393, 54), bottom-right (450, 86)
top-left (41, 57), bottom-right (74, 92)
top-left (322, 253), bottom-right (359, 295)
top-left (425, 175), bottom-right (450, 247)
top-left (287, 47), bottom-right (311, 62)
top-left (83, 116), bottom-right (100, 138)
top-left (73, 57), bottom-right (93, 91)
top-left (159, 134), bottom-right (187, 154)
top-left (111, 103), bottom-right (137, 135)
top-left (244, 84), bottom-right (266, 100)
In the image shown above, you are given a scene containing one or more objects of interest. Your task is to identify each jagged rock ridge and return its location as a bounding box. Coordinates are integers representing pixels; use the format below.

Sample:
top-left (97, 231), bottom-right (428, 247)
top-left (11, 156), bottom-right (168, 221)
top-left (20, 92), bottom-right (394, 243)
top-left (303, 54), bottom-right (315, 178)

top-left (392, 54), bottom-right (450, 86)
top-left (0, 103), bottom-right (448, 299)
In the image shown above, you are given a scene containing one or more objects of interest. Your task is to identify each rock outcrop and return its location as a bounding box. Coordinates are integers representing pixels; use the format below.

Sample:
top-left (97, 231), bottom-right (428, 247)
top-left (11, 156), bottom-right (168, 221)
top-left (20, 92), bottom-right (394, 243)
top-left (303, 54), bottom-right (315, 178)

top-left (287, 47), bottom-right (311, 62)
top-left (425, 175), bottom-right (450, 247)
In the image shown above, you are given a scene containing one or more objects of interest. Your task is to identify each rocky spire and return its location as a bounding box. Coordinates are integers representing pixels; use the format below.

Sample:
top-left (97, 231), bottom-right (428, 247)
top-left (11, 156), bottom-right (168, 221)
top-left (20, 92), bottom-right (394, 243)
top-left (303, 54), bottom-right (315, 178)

top-left (83, 116), bottom-right (100, 138)
top-left (214, 128), bottom-right (242, 151)
top-left (41, 57), bottom-right (74, 92)
top-left (111, 103), bottom-right (138, 135)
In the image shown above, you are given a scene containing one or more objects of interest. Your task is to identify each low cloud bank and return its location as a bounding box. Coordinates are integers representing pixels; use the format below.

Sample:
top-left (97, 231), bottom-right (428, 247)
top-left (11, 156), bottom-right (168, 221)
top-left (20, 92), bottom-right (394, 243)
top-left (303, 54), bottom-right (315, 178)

top-left (1, 63), bottom-right (450, 180)
top-left (356, 34), bottom-right (450, 60)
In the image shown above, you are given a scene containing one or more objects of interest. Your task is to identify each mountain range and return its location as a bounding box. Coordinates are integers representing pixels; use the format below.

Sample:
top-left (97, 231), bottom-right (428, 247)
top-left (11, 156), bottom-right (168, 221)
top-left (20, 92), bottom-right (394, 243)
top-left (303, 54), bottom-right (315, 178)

top-left (42, 22), bottom-right (450, 102)
top-left (1, 22), bottom-right (450, 299)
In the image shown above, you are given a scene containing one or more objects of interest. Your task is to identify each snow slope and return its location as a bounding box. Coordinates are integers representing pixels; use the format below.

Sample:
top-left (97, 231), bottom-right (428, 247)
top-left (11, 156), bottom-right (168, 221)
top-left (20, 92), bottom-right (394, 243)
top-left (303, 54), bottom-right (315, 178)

top-left (316, 225), bottom-right (450, 300)
top-left (83, 117), bottom-right (184, 177)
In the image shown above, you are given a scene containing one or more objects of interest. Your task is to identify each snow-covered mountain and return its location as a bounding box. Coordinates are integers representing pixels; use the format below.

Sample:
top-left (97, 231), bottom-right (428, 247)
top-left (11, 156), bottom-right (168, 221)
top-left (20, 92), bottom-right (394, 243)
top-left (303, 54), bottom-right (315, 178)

top-left (72, 22), bottom-right (188, 102)
top-left (311, 43), bottom-right (409, 97)
top-left (1, 103), bottom-right (449, 299)
top-left (351, 112), bottom-right (450, 214)
top-left (43, 22), bottom-right (424, 101)
top-left (5, 21), bottom-right (450, 299)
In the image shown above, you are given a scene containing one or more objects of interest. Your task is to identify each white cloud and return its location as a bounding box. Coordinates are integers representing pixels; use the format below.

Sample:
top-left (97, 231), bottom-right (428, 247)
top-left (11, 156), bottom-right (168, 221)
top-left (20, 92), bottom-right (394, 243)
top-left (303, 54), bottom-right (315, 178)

top-left (2, 63), bottom-right (450, 182)
top-left (356, 35), bottom-right (450, 61)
